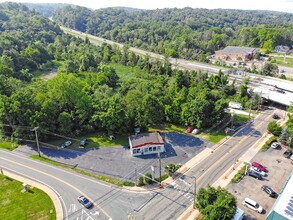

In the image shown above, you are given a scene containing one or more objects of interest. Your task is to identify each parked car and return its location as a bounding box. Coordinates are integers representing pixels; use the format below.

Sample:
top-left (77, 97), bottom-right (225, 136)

top-left (272, 114), bottom-right (279, 119)
top-left (191, 128), bottom-right (200, 134)
top-left (249, 167), bottom-right (267, 177)
top-left (252, 162), bottom-right (267, 172)
top-left (283, 150), bottom-right (293, 158)
top-left (77, 195), bottom-right (93, 208)
top-left (248, 170), bottom-right (262, 180)
top-left (61, 141), bottom-right (72, 148)
top-left (276, 89), bottom-right (285, 94)
top-left (79, 139), bottom-right (87, 147)
top-left (261, 185), bottom-right (277, 198)
top-left (242, 198), bottom-right (263, 213)
top-left (185, 127), bottom-right (193, 133)
top-left (270, 142), bottom-right (280, 149)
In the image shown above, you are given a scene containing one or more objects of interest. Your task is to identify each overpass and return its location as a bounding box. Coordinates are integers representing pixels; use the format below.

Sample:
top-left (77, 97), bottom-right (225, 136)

top-left (61, 27), bottom-right (293, 106)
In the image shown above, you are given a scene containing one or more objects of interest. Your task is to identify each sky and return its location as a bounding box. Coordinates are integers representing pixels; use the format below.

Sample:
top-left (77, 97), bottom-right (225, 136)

top-left (1, 0), bottom-right (293, 13)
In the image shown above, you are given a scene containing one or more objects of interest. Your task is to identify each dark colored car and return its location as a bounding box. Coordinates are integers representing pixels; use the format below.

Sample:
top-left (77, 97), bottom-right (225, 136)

top-left (80, 139), bottom-right (87, 147)
top-left (248, 170), bottom-right (262, 180)
top-left (272, 114), bottom-right (279, 119)
top-left (283, 150), bottom-right (293, 158)
top-left (77, 195), bottom-right (93, 208)
top-left (252, 162), bottom-right (267, 172)
top-left (261, 185), bottom-right (277, 197)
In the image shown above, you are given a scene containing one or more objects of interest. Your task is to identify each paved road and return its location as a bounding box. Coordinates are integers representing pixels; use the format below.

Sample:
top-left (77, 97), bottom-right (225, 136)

top-left (61, 27), bottom-right (293, 106)
top-left (134, 108), bottom-right (281, 220)
top-left (0, 150), bottom-right (157, 220)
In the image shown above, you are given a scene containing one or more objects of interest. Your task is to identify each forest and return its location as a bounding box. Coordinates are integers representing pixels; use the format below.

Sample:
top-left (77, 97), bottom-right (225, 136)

top-left (53, 6), bottom-right (293, 61)
top-left (0, 3), bottom-right (292, 143)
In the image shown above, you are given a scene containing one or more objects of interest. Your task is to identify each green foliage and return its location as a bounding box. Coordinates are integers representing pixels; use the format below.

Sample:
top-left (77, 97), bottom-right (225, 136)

top-left (231, 166), bottom-right (246, 183)
top-left (144, 172), bottom-right (153, 184)
top-left (154, 173), bottom-right (169, 182)
top-left (138, 176), bottom-right (144, 186)
top-left (0, 141), bottom-right (17, 151)
top-left (260, 144), bottom-right (270, 152)
top-left (265, 136), bottom-right (277, 145)
top-left (196, 186), bottom-right (236, 220)
top-left (267, 121), bottom-right (282, 136)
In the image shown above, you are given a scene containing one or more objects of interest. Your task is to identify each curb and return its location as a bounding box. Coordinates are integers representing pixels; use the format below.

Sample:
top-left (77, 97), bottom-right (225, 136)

top-left (0, 168), bottom-right (64, 220)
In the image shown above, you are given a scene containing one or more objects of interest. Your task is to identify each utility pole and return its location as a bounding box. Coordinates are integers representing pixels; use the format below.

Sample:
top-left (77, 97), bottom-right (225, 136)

top-left (193, 177), bottom-right (197, 209)
top-left (32, 127), bottom-right (41, 157)
top-left (135, 168), bottom-right (137, 186)
top-left (158, 153), bottom-right (162, 184)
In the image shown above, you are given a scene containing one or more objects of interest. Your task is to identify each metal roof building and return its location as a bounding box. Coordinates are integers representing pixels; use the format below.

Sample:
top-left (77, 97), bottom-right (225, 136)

top-left (266, 171), bottom-right (293, 220)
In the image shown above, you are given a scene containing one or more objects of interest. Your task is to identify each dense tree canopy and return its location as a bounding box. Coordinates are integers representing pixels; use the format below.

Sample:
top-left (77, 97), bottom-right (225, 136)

top-left (196, 186), bottom-right (236, 220)
top-left (53, 6), bottom-right (293, 60)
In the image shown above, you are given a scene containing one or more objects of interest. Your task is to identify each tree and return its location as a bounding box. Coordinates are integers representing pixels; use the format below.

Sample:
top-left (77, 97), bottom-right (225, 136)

top-left (144, 172), bottom-right (153, 184)
top-left (196, 186), bottom-right (236, 220)
top-left (267, 121), bottom-right (282, 136)
top-left (164, 163), bottom-right (176, 176)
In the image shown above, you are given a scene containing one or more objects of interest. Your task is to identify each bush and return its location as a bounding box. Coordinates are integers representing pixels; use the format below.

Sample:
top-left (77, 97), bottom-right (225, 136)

top-left (265, 136), bottom-right (277, 145)
top-left (145, 172), bottom-right (153, 184)
top-left (154, 173), bottom-right (169, 182)
top-left (260, 144), bottom-right (270, 152)
top-left (138, 176), bottom-right (144, 186)
top-left (267, 121), bottom-right (282, 136)
top-left (231, 166), bottom-right (246, 183)
top-left (122, 181), bottom-right (135, 187)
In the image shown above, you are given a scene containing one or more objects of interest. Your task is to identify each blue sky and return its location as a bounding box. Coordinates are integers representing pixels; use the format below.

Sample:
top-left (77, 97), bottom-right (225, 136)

top-left (2, 0), bottom-right (293, 13)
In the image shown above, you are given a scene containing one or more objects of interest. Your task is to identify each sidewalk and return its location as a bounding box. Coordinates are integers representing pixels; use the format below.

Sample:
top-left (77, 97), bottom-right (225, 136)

top-left (1, 169), bottom-right (63, 220)
top-left (177, 112), bottom-right (287, 220)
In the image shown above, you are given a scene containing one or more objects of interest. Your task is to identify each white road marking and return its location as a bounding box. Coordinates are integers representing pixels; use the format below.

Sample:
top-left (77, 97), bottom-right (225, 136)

top-left (68, 204), bottom-right (77, 213)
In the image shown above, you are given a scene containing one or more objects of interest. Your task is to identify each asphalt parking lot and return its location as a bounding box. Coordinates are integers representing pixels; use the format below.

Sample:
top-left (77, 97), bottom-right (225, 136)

top-left (227, 145), bottom-right (293, 220)
top-left (15, 132), bottom-right (213, 182)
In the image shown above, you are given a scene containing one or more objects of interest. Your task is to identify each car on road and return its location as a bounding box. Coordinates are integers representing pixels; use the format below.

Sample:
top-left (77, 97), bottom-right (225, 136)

top-left (249, 167), bottom-right (267, 177)
top-left (270, 142), bottom-right (280, 149)
top-left (79, 139), bottom-right (87, 147)
top-left (77, 195), bottom-right (93, 208)
top-left (272, 114), bottom-right (279, 119)
top-left (261, 185), bottom-right (277, 198)
top-left (276, 89), bottom-right (285, 94)
top-left (248, 170), bottom-right (262, 180)
top-left (252, 162), bottom-right (267, 172)
top-left (242, 198), bottom-right (263, 213)
top-left (61, 141), bottom-right (72, 148)
top-left (185, 127), bottom-right (193, 133)
top-left (283, 150), bottom-right (293, 158)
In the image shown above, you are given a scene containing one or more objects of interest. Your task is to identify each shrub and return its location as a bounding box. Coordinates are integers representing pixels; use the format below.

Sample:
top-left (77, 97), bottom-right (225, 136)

top-left (145, 172), bottom-right (153, 184)
top-left (122, 181), bottom-right (135, 187)
top-left (231, 166), bottom-right (246, 183)
top-left (138, 176), bottom-right (144, 186)
top-left (265, 136), bottom-right (277, 145)
top-left (154, 173), bottom-right (169, 182)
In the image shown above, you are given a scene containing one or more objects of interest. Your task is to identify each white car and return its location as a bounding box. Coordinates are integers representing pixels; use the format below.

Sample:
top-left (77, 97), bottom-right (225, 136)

top-left (191, 128), bottom-right (200, 134)
top-left (270, 142), bottom-right (280, 149)
top-left (243, 198), bottom-right (263, 213)
top-left (61, 141), bottom-right (72, 148)
top-left (249, 167), bottom-right (266, 177)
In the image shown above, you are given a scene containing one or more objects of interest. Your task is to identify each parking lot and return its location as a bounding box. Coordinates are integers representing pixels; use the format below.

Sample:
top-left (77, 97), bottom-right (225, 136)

top-left (227, 145), bottom-right (293, 220)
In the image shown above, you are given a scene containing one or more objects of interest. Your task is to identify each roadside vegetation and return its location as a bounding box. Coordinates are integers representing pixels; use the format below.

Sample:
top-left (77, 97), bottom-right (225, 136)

top-left (231, 166), bottom-right (246, 183)
top-left (0, 141), bottom-right (17, 151)
top-left (0, 174), bottom-right (56, 220)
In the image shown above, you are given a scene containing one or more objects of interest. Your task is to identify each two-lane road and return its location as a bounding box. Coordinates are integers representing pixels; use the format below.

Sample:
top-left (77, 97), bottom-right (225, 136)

top-left (0, 150), bottom-right (157, 220)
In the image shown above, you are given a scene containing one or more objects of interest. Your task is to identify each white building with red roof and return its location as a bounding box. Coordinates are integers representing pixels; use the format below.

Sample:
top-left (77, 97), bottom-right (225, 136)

top-left (129, 132), bottom-right (165, 156)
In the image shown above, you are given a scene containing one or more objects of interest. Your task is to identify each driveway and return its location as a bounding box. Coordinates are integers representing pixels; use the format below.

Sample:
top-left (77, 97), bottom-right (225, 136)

top-left (14, 132), bottom-right (213, 182)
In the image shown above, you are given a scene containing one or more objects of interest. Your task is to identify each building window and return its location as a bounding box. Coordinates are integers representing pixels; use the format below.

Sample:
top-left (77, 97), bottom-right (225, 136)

top-left (133, 149), bottom-right (137, 154)
top-left (157, 146), bottom-right (161, 151)
top-left (149, 147), bottom-right (152, 152)
top-left (145, 148), bottom-right (148, 153)
top-left (153, 146), bottom-right (156, 151)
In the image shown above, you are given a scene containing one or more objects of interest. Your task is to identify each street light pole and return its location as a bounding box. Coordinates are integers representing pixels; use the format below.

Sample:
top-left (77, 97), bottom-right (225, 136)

top-left (32, 127), bottom-right (41, 157)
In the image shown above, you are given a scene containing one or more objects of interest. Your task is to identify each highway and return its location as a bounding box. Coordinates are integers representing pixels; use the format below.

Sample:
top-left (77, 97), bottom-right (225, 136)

top-left (61, 26), bottom-right (293, 106)
top-left (0, 108), bottom-right (280, 219)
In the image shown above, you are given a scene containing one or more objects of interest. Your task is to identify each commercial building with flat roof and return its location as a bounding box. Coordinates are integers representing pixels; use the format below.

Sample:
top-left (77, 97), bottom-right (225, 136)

top-left (215, 46), bottom-right (258, 61)
top-left (266, 171), bottom-right (293, 220)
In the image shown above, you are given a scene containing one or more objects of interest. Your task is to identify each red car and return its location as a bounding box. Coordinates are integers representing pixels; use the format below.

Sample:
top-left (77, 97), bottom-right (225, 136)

top-left (185, 127), bottom-right (193, 133)
top-left (252, 162), bottom-right (267, 172)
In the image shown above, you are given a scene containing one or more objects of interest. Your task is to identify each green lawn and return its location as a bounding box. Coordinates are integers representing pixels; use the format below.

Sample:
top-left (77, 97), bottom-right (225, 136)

top-left (0, 141), bottom-right (18, 151)
top-left (197, 131), bottom-right (226, 143)
top-left (84, 133), bottom-right (129, 147)
top-left (0, 174), bottom-right (56, 220)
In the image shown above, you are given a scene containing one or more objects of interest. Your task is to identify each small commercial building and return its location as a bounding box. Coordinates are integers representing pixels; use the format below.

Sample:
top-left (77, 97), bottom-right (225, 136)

top-left (129, 132), bottom-right (165, 156)
top-left (274, 45), bottom-right (290, 54)
top-left (266, 171), bottom-right (293, 220)
top-left (215, 46), bottom-right (258, 61)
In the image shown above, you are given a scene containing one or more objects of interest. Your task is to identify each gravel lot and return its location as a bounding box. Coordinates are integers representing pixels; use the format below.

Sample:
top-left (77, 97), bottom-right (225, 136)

top-left (227, 145), bottom-right (293, 220)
